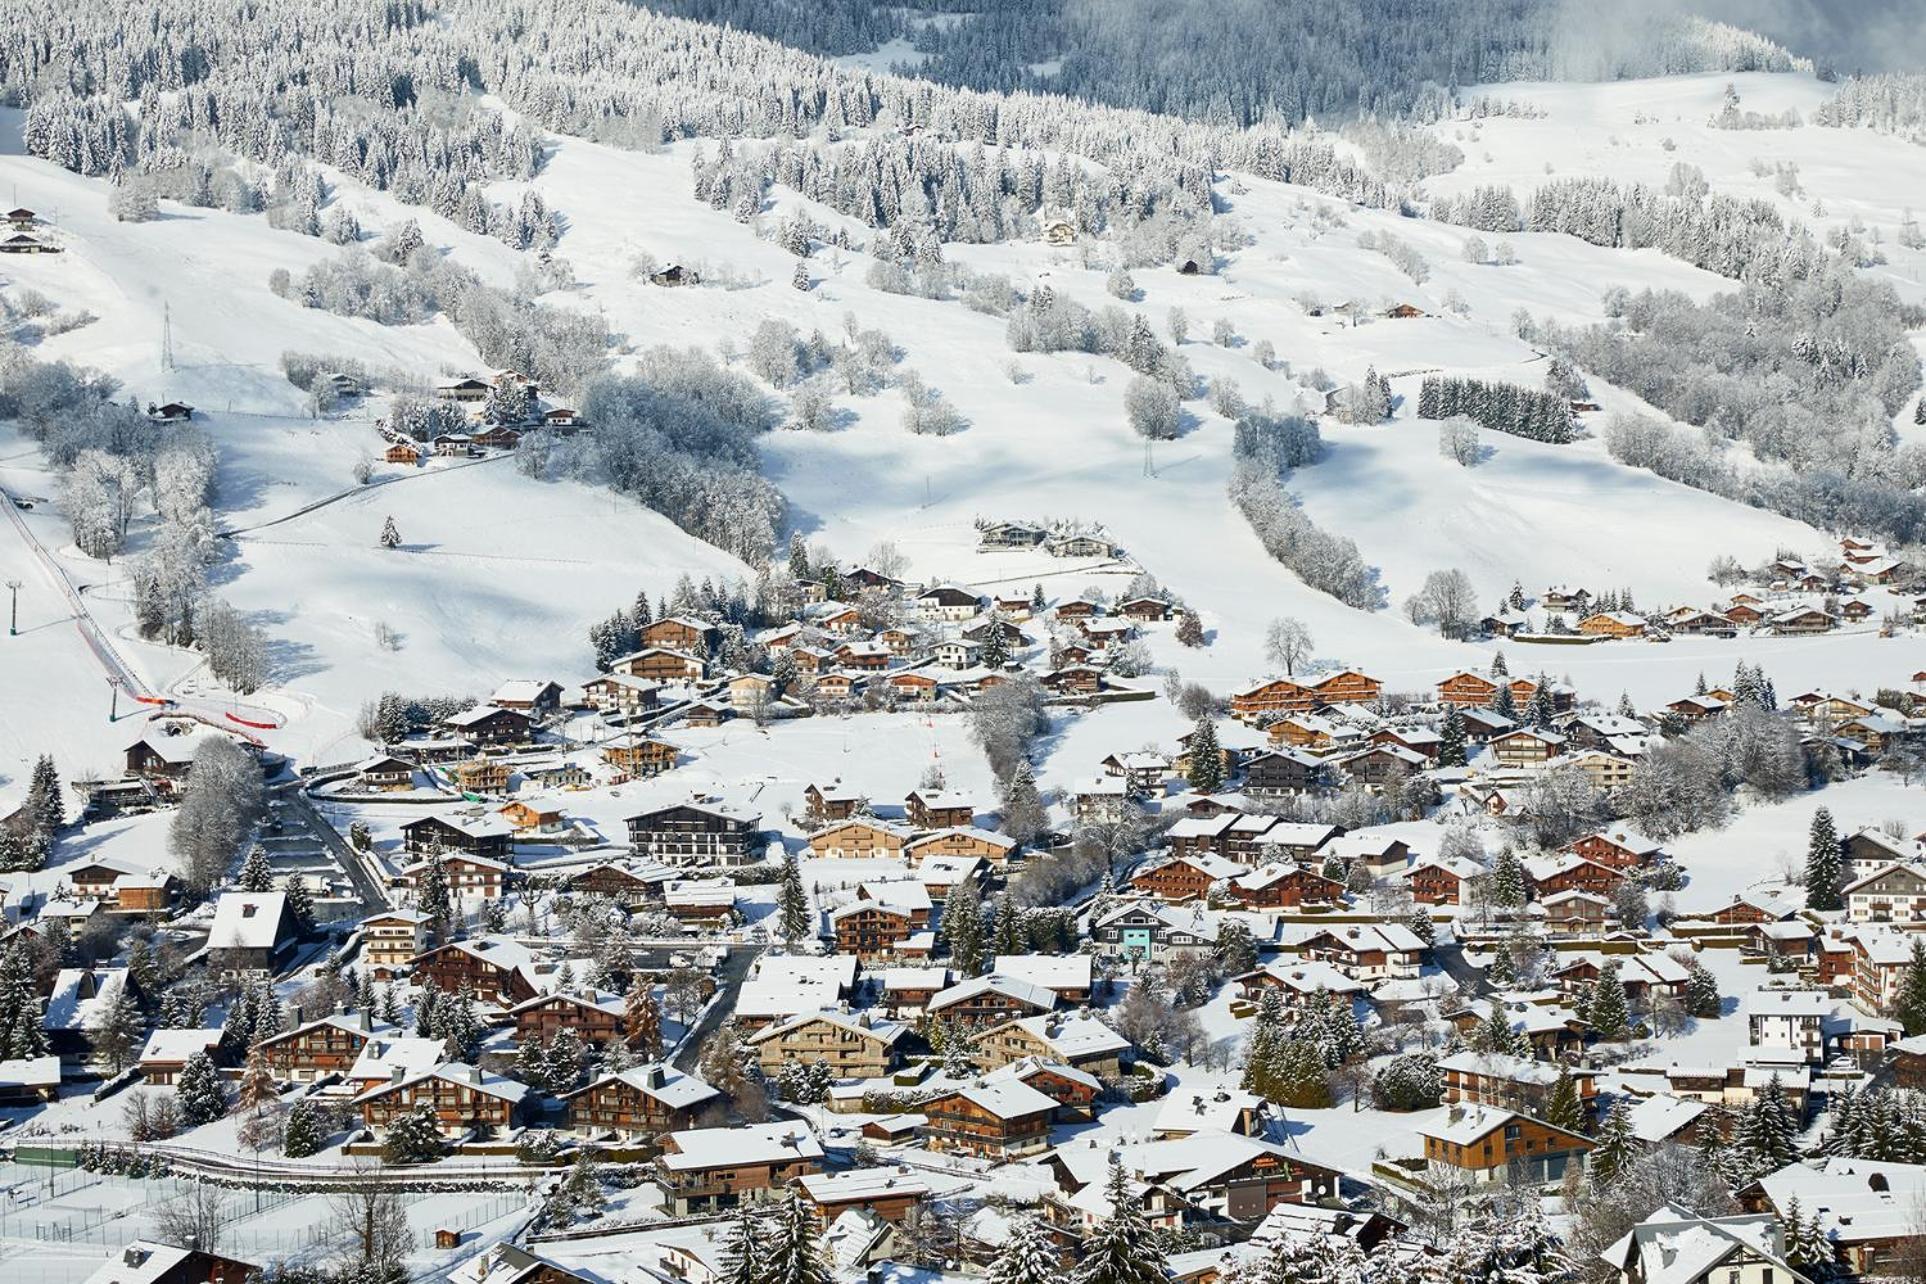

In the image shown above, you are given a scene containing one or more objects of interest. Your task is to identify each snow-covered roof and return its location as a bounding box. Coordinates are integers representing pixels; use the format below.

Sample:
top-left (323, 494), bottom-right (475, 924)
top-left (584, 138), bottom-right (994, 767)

top-left (660, 1121), bottom-right (824, 1170)
top-left (352, 1061), bottom-right (528, 1105)
top-left (1626, 1094), bottom-right (1709, 1145)
top-left (935, 1078), bottom-right (1056, 1120)
top-left (754, 953), bottom-right (859, 991)
top-left (207, 892), bottom-right (288, 951)
top-left (929, 973), bottom-right (1058, 1015)
top-left (750, 1008), bottom-right (907, 1046)
top-left (43, 967), bottom-right (127, 1033)
top-left (1000, 1011), bottom-right (1132, 1059)
top-left (567, 1063), bottom-right (720, 1110)
top-left (137, 1027), bottom-right (222, 1064)
top-left (1153, 1088), bottom-right (1264, 1135)
top-left (1603, 1206), bottom-right (1800, 1284)
top-left (989, 953), bottom-right (1093, 993)
top-left (1744, 990), bottom-right (1833, 1019)
top-left (490, 679), bottom-right (559, 704)
top-left (348, 1035), bottom-right (450, 1083)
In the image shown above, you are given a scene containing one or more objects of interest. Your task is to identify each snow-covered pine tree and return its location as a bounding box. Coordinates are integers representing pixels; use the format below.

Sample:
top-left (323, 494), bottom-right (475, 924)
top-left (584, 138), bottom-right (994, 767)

top-left (1185, 718), bottom-right (1224, 794)
top-left (1588, 961), bottom-right (1632, 1040)
top-left (0, 939), bottom-right (48, 1060)
top-left (1589, 1098), bottom-right (1637, 1188)
top-left (1780, 1195), bottom-right (1829, 1270)
top-left (763, 1191), bottom-right (831, 1284)
top-left (1492, 683), bottom-right (1517, 720)
top-left (26, 755), bottom-right (63, 834)
top-left (383, 1100), bottom-right (446, 1163)
top-left (1805, 807), bottom-right (1843, 912)
top-left (943, 881), bottom-right (987, 975)
top-left (776, 849), bottom-right (811, 946)
top-left (1897, 937), bottom-right (1926, 1037)
top-left (1075, 1160), bottom-right (1167, 1284)
top-left (988, 1212), bottom-right (1060, 1284)
top-left (379, 515), bottom-right (401, 549)
top-left (89, 981), bottom-right (145, 1072)
top-left (1489, 847), bottom-right (1528, 910)
top-left (1544, 1064), bottom-right (1585, 1134)
top-left (283, 1095), bottom-right (327, 1157)
top-left (1438, 704), bottom-right (1467, 767)
top-left (237, 844), bottom-right (273, 893)
top-left (1685, 959), bottom-right (1722, 1019)
top-left (284, 873), bottom-right (316, 933)
top-left (175, 1050), bottom-right (228, 1127)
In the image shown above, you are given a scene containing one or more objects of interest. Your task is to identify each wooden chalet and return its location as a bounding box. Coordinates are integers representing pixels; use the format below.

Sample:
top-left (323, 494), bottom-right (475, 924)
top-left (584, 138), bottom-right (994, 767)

top-left (919, 1080), bottom-right (1055, 1159)
top-left (655, 1122), bottom-right (825, 1215)
top-left (440, 705), bottom-right (532, 746)
top-left (1418, 1107), bottom-right (1592, 1183)
top-left (603, 736), bottom-right (678, 779)
top-left (408, 938), bottom-right (539, 1005)
top-left (511, 990), bottom-right (628, 1049)
top-left (562, 1063), bottom-right (721, 1138)
top-left (355, 1062), bottom-right (528, 1137)
top-left (624, 802), bottom-right (762, 865)
top-left (749, 1010), bottom-right (907, 1078)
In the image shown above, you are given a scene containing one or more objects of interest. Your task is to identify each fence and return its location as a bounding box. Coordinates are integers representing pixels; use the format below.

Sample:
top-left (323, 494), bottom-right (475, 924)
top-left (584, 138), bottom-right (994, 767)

top-left (0, 1162), bottom-right (529, 1260)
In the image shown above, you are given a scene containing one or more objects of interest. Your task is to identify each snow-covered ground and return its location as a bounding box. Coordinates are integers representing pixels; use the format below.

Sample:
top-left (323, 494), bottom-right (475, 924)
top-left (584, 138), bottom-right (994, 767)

top-left (4, 66), bottom-right (1922, 781)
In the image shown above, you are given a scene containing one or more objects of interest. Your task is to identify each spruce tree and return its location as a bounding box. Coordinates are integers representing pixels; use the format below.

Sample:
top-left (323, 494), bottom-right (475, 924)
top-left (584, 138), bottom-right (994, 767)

top-left (1184, 718), bottom-right (1224, 794)
top-left (1492, 683), bottom-right (1517, 720)
top-left (1898, 937), bottom-right (1926, 1037)
top-left (417, 852), bottom-right (451, 937)
top-left (1489, 847), bottom-right (1528, 910)
top-left (1589, 1098), bottom-right (1636, 1189)
top-left (283, 1095), bottom-right (327, 1157)
top-left (1805, 807), bottom-right (1844, 912)
top-left (717, 1205), bottom-right (764, 1284)
top-left (763, 1191), bottom-right (830, 1284)
top-left (176, 1050), bottom-right (229, 1126)
top-left (943, 882), bottom-right (986, 975)
top-left (237, 845), bottom-right (274, 893)
top-left (1074, 1160), bottom-right (1168, 1284)
top-left (1242, 990), bottom-right (1286, 1099)
top-left (26, 755), bottom-right (63, 833)
top-left (989, 1213), bottom-right (1060, 1284)
top-left (383, 1101), bottom-right (446, 1163)
top-left (1529, 674), bottom-right (1556, 728)
top-left (0, 939), bottom-right (48, 1059)
top-left (548, 1148), bottom-right (607, 1222)
top-left (1545, 1064), bottom-right (1585, 1135)
top-left (1781, 1196), bottom-right (1830, 1270)
top-left (379, 515), bottom-right (401, 549)
top-left (90, 982), bottom-right (146, 1072)
top-left (284, 873), bottom-right (316, 933)
top-left (1685, 960), bottom-right (1722, 1019)
top-left (1491, 650), bottom-right (1509, 677)
top-left (775, 848), bottom-right (811, 946)
top-left (1438, 704), bottom-right (1467, 767)
top-left (1588, 961), bottom-right (1632, 1040)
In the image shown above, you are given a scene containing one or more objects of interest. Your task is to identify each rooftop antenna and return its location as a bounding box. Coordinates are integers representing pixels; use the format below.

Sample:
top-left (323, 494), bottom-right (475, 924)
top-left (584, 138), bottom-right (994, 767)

top-left (161, 302), bottom-right (176, 373)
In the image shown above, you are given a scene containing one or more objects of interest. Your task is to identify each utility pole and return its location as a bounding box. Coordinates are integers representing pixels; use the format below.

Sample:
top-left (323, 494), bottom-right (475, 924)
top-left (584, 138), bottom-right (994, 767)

top-left (5, 579), bottom-right (18, 635)
top-left (161, 301), bottom-right (175, 372)
top-left (106, 677), bottom-right (118, 722)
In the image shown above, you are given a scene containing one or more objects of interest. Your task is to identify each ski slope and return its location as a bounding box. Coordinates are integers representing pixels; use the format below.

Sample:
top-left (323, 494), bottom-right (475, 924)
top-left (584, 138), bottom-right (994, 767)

top-left (0, 70), bottom-right (1920, 772)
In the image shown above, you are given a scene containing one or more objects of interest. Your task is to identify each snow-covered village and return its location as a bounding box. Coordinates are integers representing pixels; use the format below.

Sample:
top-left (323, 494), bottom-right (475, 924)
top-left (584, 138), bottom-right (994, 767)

top-left (4, 2), bottom-right (1926, 1284)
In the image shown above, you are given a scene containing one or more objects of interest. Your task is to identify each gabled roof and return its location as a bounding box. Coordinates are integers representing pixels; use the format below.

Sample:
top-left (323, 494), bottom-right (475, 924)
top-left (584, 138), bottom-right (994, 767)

top-left (352, 1061), bottom-right (529, 1105)
top-left (562, 1063), bottom-right (720, 1110)
top-left (207, 892), bottom-right (290, 951)
top-left (750, 1008), bottom-right (907, 1046)
top-left (929, 973), bottom-right (1058, 1014)
top-left (660, 1121), bottom-right (823, 1170)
